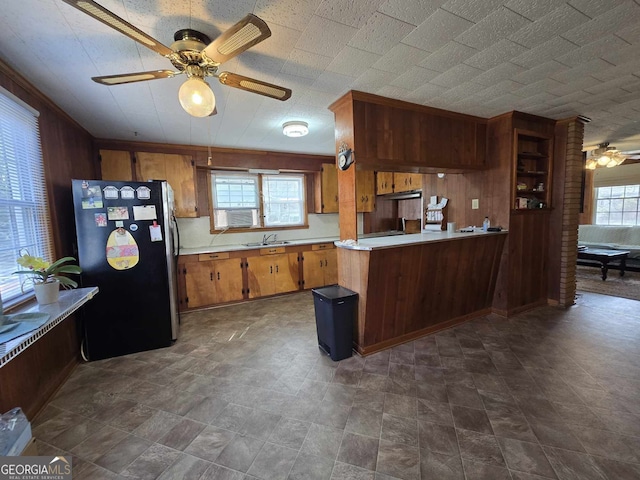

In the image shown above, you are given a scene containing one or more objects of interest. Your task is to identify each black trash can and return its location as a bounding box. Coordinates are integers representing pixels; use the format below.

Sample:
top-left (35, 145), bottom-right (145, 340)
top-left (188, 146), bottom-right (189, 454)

top-left (312, 285), bottom-right (358, 361)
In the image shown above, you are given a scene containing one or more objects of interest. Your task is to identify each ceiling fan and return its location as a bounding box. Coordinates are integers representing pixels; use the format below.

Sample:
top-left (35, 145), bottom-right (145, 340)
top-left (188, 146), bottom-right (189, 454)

top-left (583, 143), bottom-right (640, 169)
top-left (61, 0), bottom-right (292, 117)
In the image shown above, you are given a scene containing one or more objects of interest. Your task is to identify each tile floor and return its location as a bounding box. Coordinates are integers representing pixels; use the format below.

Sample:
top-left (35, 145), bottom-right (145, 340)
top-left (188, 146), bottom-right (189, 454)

top-left (32, 291), bottom-right (640, 480)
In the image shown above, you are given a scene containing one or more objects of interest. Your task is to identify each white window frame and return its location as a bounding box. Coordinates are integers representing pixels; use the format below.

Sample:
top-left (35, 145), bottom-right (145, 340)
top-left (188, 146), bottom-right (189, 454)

top-left (0, 87), bottom-right (52, 307)
top-left (209, 171), bottom-right (307, 232)
top-left (594, 185), bottom-right (640, 226)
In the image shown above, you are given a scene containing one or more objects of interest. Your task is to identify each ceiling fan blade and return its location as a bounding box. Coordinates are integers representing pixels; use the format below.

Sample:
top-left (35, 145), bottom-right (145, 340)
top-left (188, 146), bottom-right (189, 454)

top-left (92, 70), bottom-right (177, 85)
top-left (218, 72), bottom-right (291, 101)
top-left (202, 14), bottom-right (271, 64)
top-left (60, 0), bottom-right (173, 57)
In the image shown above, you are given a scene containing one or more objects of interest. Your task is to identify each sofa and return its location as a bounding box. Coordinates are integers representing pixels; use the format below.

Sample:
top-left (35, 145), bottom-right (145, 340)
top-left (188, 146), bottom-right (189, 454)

top-left (578, 225), bottom-right (640, 271)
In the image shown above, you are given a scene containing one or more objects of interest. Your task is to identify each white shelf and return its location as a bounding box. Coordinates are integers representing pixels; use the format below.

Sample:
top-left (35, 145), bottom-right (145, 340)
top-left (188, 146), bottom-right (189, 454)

top-left (0, 287), bottom-right (99, 368)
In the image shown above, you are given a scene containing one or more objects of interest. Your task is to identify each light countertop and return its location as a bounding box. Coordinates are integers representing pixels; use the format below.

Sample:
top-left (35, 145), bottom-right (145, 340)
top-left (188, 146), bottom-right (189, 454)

top-left (180, 237), bottom-right (340, 256)
top-left (335, 230), bottom-right (508, 251)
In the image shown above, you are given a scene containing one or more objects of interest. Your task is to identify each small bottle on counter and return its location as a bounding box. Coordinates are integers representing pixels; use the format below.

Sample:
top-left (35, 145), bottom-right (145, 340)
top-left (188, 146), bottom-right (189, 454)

top-left (482, 216), bottom-right (490, 232)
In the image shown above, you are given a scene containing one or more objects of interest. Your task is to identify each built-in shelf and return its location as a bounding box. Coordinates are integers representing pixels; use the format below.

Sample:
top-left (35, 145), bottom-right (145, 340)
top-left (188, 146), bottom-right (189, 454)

top-left (514, 130), bottom-right (553, 210)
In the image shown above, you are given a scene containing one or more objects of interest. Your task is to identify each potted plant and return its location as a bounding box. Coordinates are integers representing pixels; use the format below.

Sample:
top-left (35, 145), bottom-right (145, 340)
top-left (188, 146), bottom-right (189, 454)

top-left (13, 251), bottom-right (82, 305)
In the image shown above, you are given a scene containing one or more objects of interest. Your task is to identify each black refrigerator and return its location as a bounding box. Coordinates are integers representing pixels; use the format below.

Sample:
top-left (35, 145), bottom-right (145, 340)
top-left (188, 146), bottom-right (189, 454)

top-left (71, 179), bottom-right (179, 360)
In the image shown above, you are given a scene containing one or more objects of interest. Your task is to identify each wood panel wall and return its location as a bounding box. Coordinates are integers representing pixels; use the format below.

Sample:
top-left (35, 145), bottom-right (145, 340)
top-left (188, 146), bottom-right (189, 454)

top-left (347, 91), bottom-right (487, 171)
top-left (0, 59), bottom-right (95, 420)
top-left (95, 139), bottom-right (332, 215)
top-left (338, 234), bottom-right (506, 354)
top-left (421, 172), bottom-right (488, 229)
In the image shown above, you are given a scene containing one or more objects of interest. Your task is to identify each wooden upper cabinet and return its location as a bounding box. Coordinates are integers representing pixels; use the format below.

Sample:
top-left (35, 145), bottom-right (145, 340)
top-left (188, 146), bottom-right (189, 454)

top-left (376, 171), bottom-right (394, 195)
top-left (315, 163), bottom-right (374, 213)
top-left (99, 149), bottom-right (133, 181)
top-left (135, 152), bottom-right (197, 218)
top-left (376, 172), bottom-right (422, 194)
top-left (356, 170), bottom-right (375, 212)
top-left (315, 163), bottom-right (339, 213)
top-left (394, 173), bottom-right (422, 192)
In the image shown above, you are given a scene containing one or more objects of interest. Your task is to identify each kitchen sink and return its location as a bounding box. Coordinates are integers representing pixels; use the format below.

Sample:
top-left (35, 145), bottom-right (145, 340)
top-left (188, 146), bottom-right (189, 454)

top-left (243, 241), bottom-right (290, 247)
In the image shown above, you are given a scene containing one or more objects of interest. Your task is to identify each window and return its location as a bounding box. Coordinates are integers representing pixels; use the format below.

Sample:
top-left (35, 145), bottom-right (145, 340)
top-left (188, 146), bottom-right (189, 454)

top-left (595, 185), bottom-right (640, 225)
top-left (210, 171), bottom-right (306, 230)
top-left (0, 88), bottom-right (52, 305)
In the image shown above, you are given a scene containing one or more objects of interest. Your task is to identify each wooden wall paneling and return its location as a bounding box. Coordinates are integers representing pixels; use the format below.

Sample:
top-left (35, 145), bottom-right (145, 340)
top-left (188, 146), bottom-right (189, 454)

top-left (398, 198), bottom-right (421, 223)
top-left (95, 139), bottom-right (332, 172)
top-left (486, 114), bottom-right (513, 229)
top-left (347, 234), bottom-right (506, 354)
top-left (336, 248), bottom-right (369, 347)
top-left (197, 168), bottom-right (210, 217)
top-left (579, 166), bottom-right (594, 225)
top-left (363, 197), bottom-right (398, 233)
top-left (0, 59), bottom-right (96, 418)
top-left (0, 316), bottom-right (79, 420)
top-left (339, 91), bottom-right (487, 171)
top-left (548, 122), bottom-right (568, 301)
top-left (329, 93), bottom-right (358, 240)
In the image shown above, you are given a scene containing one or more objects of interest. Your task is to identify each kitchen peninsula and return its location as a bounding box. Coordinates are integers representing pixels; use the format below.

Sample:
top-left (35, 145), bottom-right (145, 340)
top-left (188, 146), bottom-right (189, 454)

top-left (336, 231), bottom-right (506, 354)
top-left (328, 90), bottom-right (583, 355)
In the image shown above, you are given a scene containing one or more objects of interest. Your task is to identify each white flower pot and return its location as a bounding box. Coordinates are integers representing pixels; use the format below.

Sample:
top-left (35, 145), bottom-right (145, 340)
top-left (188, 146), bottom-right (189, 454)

top-left (34, 280), bottom-right (60, 305)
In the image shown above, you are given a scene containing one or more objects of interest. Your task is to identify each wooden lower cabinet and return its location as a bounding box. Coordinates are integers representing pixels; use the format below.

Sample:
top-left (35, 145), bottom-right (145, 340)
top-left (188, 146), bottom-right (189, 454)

top-left (303, 248), bottom-right (337, 289)
top-left (181, 258), bottom-right (243, 309)
top-left (178, 243), bottom-right (339, 311)
top-left (247, 253), bottom-right (299, 298)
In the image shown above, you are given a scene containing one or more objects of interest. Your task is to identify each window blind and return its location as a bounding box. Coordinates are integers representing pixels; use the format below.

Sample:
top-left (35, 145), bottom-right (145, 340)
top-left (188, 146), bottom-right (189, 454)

top-left (593, 162), bottom-right (640, 187)
top-left (0, 87), bottom-right (52, 305)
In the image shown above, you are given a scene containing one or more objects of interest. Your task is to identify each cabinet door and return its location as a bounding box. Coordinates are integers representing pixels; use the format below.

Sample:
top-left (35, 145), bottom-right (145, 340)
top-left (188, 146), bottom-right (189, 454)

top-left (303, 251), bottom-right (326, 289)
top-left (100, 150), bottom-right (133, 181)
top-left (324, 249), bottom-right (338, 285)
top-left (213, 258), bottom-right (244, 303)
top-left (376, 172), bottom-right (394, 195)
top-left (247, 255), bottom-right (276, 298)
top-left (394, 173), bottom-right (422, 192)
top-left (356, 170), bottom-right (375, 212)
top-left (135, 152), bottom-right (197, 218)
top-left (274, 253), bottom-right (300, 294)
top-left (184, 261), bottom-right (216, 308)
top-left (320, 163), bottom-right (339, 213)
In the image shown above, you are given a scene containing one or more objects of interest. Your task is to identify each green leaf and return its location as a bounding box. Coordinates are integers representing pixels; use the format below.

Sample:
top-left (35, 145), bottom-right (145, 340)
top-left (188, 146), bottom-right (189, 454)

top-left (54, 276), bottom-right (78, 289)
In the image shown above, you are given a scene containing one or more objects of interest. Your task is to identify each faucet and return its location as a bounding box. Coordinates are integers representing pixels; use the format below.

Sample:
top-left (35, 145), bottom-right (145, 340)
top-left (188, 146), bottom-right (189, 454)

top-left (262, 233), bottom-right (277, 244)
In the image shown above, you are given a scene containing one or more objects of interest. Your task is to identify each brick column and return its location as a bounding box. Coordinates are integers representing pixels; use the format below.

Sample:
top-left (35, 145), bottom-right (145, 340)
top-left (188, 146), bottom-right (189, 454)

top-left (558, 119), bottom-right (585, 306)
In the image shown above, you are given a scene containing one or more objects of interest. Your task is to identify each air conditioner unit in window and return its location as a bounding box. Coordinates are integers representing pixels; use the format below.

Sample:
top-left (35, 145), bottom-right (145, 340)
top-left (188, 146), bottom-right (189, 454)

top-left (227, 209), bottom-right (254, 227)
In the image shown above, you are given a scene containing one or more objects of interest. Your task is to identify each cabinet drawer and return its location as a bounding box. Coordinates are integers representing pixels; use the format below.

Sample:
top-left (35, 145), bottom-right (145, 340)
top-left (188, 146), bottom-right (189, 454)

top-left (312, 243), bottom-right (335, 251)
top-left (198, 252), bottom-right (230, 261)
top-left (260, 246), bottom-right (286, 255)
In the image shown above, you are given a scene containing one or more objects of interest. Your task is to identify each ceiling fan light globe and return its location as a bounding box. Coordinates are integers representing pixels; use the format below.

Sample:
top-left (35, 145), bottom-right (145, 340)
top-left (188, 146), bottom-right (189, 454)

top-left (597, 155), bottom-right (610, 166)
top-left (585, 158), bottom-right (597, 170)
top-left (179, 77), bottom-right (215, 117)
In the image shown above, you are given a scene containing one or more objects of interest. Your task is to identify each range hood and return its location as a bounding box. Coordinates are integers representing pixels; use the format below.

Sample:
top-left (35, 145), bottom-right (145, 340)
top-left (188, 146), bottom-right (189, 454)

top-left (379, 190), bottom-right (422, 200)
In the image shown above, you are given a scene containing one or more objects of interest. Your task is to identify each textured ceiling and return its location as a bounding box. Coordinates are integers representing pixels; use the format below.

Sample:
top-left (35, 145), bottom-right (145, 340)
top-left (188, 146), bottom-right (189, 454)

top-left (1, 0), bottom-right (640, 156)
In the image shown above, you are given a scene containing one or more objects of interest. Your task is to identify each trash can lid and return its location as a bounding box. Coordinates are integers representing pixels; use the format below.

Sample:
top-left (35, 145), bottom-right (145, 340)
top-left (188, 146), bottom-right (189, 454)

top-left (312, 285), bottom-right (358, 301)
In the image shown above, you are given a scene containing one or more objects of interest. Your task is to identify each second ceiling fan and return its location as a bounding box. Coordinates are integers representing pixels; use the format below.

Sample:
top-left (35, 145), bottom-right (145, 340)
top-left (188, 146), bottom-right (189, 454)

top-left (61, 0), bottom-right (292, 117)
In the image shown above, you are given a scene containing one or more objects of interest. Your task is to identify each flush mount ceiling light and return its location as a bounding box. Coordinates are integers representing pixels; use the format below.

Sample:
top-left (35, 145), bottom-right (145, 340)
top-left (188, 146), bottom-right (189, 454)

top-left (282, 121), bottom-right (309, 137)
top-left (585, 143), bottom-right (627, 170)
